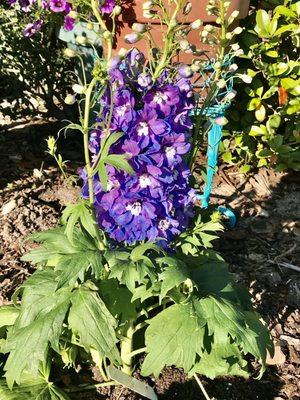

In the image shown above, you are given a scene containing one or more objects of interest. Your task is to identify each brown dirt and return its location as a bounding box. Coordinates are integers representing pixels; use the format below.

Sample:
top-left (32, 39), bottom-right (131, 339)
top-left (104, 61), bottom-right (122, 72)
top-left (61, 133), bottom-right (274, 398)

top-left (0, 120), bottom-right (299, 399)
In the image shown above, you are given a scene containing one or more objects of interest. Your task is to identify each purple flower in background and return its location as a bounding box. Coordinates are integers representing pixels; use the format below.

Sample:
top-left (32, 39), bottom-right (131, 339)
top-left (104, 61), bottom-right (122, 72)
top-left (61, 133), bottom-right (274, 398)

top-left (100, 0), bottom-right (115, 14)
top-left (81, 49), bottom-right (196, 245)
top-left (64, 14), bottom-right (76, 31)
top-left (23, 19), bottom-right (43, 36)
top-left (49, 0), bottom-right (67, 12)
top-left (19, 0), bottom-right (35, 12)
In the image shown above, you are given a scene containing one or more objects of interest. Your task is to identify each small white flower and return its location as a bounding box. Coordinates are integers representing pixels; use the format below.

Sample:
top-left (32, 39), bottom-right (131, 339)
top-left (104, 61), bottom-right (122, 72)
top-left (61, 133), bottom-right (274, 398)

top-left (231, 43), bottom-right (240, 51)
top-left (215, 116), bottom-right (228, 126)
top-left (142, 1), bottom-right (153, 10)
top-left (229, 63), bottom-right (238, 72)
top-left (113, 5), bottom-right (122, 15)
top-left (64, 48), bottom-right (77, 58)
top-left (132, 23), bottom-right (147, 33)
top-left (216, 79), bottom-right (226, 89)
top-left (118, 48), bottom-right (128, 57)
top-left (76, 35), bottom-right (88, 45)
top-left (68, 10), bottom-right (78, 19)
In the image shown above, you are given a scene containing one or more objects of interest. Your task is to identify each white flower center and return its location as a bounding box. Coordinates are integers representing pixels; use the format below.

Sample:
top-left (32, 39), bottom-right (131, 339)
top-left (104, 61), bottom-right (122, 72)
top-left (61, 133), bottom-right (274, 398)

top-left (116, 104), bottom-right (130, 116)
top-left (158, 219), bottom-right (170, 231)
top-left (139, 174), bottom-right (152, 188)
top-left (126, 201), bottom-right (142, 216)
top-left (137, 122), bottom-right (149, 136)
top-left (153, 91), bottom-right (168, 104)
top-left (165, 146), bottom-right (176, 160)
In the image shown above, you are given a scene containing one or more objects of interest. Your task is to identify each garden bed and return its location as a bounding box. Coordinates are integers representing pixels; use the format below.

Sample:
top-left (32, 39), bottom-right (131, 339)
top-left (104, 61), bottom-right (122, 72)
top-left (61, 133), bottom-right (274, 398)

top-left (0, 120), bottom-right (299, 400)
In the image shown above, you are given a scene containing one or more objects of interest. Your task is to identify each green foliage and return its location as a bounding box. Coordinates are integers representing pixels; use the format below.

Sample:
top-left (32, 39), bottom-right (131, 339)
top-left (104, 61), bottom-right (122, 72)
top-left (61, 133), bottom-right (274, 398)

top-left (0, 374), bottom-right (71, 400)
top-left (68, 286), bottom-right (121, 363)
top-left (0, 208), bottom-right (273, 395)
top-left (223, 0), bottom-right (300, 171)
top-left (0, 6), bottom-right (72, 120)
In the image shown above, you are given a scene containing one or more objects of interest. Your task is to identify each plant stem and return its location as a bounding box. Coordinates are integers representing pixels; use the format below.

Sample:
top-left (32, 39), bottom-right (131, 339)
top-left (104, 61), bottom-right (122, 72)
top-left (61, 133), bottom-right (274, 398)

top-left (194, 374), bottom-right (212, 400)
top-left (120, 323), bottom-right (135, 375)
top-left (83, 77), bottom-right (97, 205)
top-left (127, 347), bottom-right (147, 358)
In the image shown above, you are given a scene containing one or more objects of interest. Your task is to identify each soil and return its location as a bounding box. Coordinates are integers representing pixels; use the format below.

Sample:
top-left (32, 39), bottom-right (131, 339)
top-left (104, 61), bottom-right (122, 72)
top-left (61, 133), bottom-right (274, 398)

top-left (0, 119), bottom-right (299, 400)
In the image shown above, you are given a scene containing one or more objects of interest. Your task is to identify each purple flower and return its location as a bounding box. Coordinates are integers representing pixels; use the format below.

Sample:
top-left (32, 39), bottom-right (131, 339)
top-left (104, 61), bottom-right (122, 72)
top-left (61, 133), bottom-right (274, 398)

top-left (49, 0), bottom-right (67, 12)
top-left (19, 0), bottom-right (35, 11)
top-left (23, 19), bottom-right (43, 36)
top-left (81, 50), bottom-right (196, 245)
top-left (144, 85), bottom-right (181, 116)
top-left (100, 0), bottom-right (115, 14)
top-left (64, 15), bottom-right (76, 31)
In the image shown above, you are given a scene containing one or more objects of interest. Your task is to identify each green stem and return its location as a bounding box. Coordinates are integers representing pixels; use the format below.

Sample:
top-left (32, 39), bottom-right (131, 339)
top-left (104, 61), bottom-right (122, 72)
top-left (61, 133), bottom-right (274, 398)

top-left (83, 78), bottom-right (97, 205)
top-left (120, 323), bottom-right (134, 375)
top-left (127, 347), bottom-right (147, 358)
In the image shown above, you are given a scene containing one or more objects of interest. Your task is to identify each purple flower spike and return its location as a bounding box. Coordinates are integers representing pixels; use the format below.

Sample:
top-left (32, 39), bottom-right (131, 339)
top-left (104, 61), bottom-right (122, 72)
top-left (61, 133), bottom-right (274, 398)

top-left (80, 49), bottom-right (196, 245)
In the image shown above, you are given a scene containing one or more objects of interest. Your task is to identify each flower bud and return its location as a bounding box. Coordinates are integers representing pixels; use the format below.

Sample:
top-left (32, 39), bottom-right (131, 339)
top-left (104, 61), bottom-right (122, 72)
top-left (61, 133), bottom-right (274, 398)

top-left (169, 18), bottom-right (178, 28)
top-left (229, 63), bottom-right (238, 72)
top-left (204, 24), bottom-right (214, 32)
top-left (118, 47), bottom-right (128, 58)
top-left (215, 116), bottom-right (228, 126)
top-left (103, 30), bottom-right (112, 39)
top-left (238, 74), bottom-right (252, 83)
top-left (46, 136), bottom-right (57, 156)
top-left (178, 64), bottom-right (193, 78)
top-left (183, 2), bottom-right (192, 14)
top-left (72, 84), bottom-right (85, 94)
top-left (86, 22), bottom-right (94, 30)
top-left (132, 23), bottom-right (147, 33)
top-left (225, 32), bottom-right (233, 40)
top-left (143, 9), bottom-right (156, 19)
top-left (113, 5), bottom-right (122, 15)
top-left (233, 27), bottom-right (243, 35)
top-left (224, 90), bottom-right (237, 101)
top-left (124, 33), bottom-right (142, 44)
top-left (191, 63), bottom-right (200, 72)
top-left (230, 10), bottom-right (240, 20)
top-left (68, 10), bottom-right (78, 19)
top-left (76, 35), bottom-right (88, 45)
top-left (231, 43), bottom-right (240, 51)
top-left (191, 19), bottom-right (202, 29)
top-left (142, 1), bottom-right (153, 10)
top-left (64, 94), bottom-right (76, 105)
top-left (63, 48), bottom-right (77, 57)
top-left (216, 79), bottom-right (226, 89)
top-left (179, 39), bottom-right (190, 51)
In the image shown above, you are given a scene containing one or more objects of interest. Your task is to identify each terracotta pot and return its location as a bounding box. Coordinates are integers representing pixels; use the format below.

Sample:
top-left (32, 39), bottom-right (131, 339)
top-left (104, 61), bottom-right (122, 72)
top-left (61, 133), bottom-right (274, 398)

top-left (113, 0), bottom-right (250, 62)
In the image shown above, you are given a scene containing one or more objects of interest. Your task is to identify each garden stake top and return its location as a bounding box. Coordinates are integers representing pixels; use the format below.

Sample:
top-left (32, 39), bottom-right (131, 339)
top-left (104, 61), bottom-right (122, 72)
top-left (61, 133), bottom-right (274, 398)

top-left (0, 1), bottom-right (273, 399)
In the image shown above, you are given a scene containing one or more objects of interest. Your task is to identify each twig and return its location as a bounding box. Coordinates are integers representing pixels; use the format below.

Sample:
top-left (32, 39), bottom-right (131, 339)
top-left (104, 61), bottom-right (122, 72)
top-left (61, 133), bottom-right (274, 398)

top-left (194, 374), bottom-right (214, 400)
top-left (274, 244), bottom-right (297, 262)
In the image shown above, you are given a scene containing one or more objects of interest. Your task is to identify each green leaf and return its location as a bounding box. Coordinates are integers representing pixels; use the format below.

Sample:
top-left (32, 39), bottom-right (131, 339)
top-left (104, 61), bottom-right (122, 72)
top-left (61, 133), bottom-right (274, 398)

top-left (190, 330), bottom-right (248, 379)
top-left (104, 155), bottom-right (134, 175)
top-left (98, 161), bottom-right (108, 191)
top-left (98, 279), bottom-right (138, 325)
top-left (22, 228), bottom-right (103, 289)
top-left (141, 303), bottom-right (205, 377)
top-left (3, 301), bottom-right (70, 388)
top-left (68, 287), bottom-right (120, 364)
top-left (0, 306), bottom-right (19, 329)
top-left (0, 375), bottom-right (71, 400)
top-left (107, 251), bottom-right (154, 292)
top-left (281, 77), bottom-right (300, 96)
top-left (157, 257), bottom-right (189, 300)
top-left (61, 202), bottom-right (99, 243)
top-left (100, 132), bottom-right (124, 159)
top-left (255, 10), bottom-right (271, 38)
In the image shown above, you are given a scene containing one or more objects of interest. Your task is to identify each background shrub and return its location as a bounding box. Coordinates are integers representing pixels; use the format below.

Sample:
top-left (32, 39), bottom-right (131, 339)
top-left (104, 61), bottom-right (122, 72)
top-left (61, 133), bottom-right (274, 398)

top-left (221, 0), bottom-right (300, 172)
top-left (0, 3), bottom-right (73, 121)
